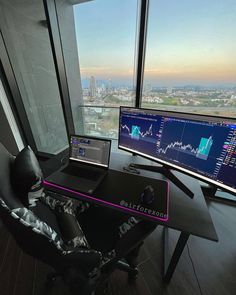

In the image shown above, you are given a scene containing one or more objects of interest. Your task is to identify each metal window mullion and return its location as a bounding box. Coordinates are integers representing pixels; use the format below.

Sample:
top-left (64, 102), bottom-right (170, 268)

top-left (135, 0), bottom-right (149, 108)
top-left (43, 0), bottom-right (75, 138)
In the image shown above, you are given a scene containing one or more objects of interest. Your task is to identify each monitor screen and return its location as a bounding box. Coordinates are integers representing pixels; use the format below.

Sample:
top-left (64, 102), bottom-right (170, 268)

top-left (70, 135), bottom-right (111, 168)
top-left (118, 107), bottom-right (236, 194)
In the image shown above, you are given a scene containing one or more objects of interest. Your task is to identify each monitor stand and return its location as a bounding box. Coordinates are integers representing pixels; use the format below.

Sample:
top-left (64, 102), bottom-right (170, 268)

top-left (129, 163), bottom-right (194, 198)
top-left (202, 185), bottom-right (236, 203)
top-left (201, 184), bottom-right (218, 198)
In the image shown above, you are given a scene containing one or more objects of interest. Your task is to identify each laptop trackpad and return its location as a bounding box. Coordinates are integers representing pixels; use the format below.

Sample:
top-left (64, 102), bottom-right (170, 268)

top-left (48, 172), bottom-right (98, 194)
top-left (62, 165), bottom-right (101, 181)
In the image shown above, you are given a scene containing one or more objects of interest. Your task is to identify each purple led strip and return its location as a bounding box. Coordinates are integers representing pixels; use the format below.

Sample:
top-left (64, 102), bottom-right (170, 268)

top-left (43, 180), bottom-right (169, 222)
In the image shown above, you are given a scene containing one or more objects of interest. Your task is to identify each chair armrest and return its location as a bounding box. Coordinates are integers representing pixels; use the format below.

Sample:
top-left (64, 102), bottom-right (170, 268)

top-left (42, 191), bottom-right (90, 215)
top-left (56, 210), bottom-right (90, 248)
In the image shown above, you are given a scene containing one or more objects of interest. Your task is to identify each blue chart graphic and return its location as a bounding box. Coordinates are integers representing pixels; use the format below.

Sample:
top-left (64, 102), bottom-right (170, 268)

top-left (196, 136), bottom-right (213, 160)
top-left (121, 124), bottom-right (153, 139)
top-left (131, 126), bottom-right (140, 140)
top-left (157, 136), bottom-right (213, 161)
top-left (119, 113), bottom-right (160, 158)
top-left (157, 141), bottom-right (198, 156)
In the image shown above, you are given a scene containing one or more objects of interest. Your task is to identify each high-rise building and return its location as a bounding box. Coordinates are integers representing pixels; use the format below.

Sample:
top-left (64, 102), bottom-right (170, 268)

top-left (89, 76), bottom-right (96, 97)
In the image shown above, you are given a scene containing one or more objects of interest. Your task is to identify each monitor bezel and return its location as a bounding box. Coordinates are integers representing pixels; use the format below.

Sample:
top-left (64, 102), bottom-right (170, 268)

top-left (118, 106), bottom-right (236, 195)
top-left (69, 134), bottom-right (112, 169)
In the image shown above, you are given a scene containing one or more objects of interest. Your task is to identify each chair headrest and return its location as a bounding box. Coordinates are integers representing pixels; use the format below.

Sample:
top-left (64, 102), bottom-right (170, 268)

top-left (11, 146), bottom-right (43, 207)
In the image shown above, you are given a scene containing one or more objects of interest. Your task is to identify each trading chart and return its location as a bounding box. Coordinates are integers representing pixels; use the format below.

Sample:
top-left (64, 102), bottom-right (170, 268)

top-left (119, 111), bottom-right (161, 158)
top-left (119, 108), bottom-right (236, 189)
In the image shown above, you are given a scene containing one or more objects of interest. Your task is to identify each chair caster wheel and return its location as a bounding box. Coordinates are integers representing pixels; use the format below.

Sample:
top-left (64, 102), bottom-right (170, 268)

top-left (103, 281), bottom-right (110, 294)
top-left (46, 275), bottom-right (57, 289)
top-left (128, 268), bottom-right (138, 281)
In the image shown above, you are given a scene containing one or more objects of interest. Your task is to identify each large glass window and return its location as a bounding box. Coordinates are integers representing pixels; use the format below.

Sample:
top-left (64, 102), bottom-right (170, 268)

top-left (56, 0), bottom-right (139, 139)
top-left (142, 0), bottom-right (236, 117)
top-left (0, 0), bottom-right (68, 154)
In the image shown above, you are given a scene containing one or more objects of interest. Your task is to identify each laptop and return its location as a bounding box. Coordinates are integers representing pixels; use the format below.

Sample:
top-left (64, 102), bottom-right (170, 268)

top-left (46, 135), bottom-right (112, 194)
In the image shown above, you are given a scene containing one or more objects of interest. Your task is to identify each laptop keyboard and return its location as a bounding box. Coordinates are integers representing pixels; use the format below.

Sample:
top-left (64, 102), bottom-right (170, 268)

top-left (62, 165), bottom-right (102, 181)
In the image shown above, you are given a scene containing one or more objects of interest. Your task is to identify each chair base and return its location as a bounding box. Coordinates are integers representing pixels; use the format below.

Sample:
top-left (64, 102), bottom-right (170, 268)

top-left (46, 259), bottom-right (139, 294)
top-left (116, 260), bottom-right (139, 279)
top-left (46, 271), bottom-right (61, 289)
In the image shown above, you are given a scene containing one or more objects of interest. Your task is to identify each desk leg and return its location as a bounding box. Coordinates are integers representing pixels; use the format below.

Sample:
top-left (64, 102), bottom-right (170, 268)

top-left (163, 227), bottom-right (190, 283)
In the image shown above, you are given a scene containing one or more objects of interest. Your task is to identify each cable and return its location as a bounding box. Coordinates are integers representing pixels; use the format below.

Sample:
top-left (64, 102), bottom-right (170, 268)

top-left (123, 166), bottom-right (140, 175)
top-left (187, 242), bottom-right (203, 295)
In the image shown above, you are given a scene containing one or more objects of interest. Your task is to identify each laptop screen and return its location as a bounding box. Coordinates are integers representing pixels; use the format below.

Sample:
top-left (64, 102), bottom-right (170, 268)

top-left (69, 135), bottom-right (111, 168)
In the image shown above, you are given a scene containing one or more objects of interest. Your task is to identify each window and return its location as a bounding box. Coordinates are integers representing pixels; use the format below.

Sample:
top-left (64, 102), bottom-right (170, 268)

top-left (0, 0), bottom-right (68, 154)
top-left (56, 0), bottom-right (139, 139)
top-left (142, 0), bottom-right (236, 117)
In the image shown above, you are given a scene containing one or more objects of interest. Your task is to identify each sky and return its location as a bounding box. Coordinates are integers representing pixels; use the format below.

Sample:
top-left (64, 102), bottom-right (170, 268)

top-left (74, 0), bottom-right (236, 87)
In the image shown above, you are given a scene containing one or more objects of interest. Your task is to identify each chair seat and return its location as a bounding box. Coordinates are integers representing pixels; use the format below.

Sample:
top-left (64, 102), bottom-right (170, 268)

top-left (31, 200), bottom-right (62, 236)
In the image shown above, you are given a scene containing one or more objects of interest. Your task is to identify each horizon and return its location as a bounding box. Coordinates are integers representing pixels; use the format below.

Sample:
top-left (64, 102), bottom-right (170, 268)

top-left (81, 77), bottom-right (236, 90)
top-left (74, 0), bottom-right (236, 87)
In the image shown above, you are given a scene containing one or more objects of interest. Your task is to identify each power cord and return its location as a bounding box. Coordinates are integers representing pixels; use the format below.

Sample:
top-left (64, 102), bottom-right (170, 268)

top-left (187, 242), bottom-right (203, 295)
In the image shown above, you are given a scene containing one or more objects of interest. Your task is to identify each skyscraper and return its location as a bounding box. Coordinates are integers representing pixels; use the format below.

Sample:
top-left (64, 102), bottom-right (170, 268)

top-left (89, 76), bottom-right (96, 97)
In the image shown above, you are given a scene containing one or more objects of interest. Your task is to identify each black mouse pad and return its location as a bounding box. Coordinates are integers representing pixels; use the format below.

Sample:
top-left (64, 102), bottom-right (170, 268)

top-left (44, 169), bottom-right (169, 223)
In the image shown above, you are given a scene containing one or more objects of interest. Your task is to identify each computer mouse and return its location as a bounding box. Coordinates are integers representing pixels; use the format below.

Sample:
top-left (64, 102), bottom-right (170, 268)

top-left (141, 185), bottom-right (155, 205)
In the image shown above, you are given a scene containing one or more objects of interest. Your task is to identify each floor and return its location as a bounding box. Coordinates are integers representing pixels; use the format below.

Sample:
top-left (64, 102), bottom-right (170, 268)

top-left (0, 198), bottom-right (236, 295)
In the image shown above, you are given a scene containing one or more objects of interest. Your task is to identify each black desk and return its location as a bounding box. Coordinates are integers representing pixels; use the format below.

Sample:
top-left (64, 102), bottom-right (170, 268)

top-left (43, 152), bottom-right (218, 283)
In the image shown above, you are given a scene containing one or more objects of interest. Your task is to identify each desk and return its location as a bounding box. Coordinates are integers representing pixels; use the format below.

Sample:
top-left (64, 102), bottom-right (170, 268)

top-left (111, 153), bottom-right (218, 282)
top-left (43, 152), bottom-right (218, 283)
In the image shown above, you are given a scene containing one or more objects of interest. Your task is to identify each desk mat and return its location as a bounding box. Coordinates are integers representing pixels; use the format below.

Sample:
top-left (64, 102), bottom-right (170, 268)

top-left (44, 169), bottom-right (169, 222)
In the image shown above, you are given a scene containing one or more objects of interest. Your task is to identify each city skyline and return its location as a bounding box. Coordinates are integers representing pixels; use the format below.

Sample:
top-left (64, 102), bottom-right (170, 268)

top-left (74, 0), bottom-right (236, 87)
top-left (81, 76), bottom-right (236, 90)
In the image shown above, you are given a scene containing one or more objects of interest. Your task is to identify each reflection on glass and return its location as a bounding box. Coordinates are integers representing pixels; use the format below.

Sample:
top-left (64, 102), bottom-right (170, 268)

top-left (143, 0), bottom-right (236, 117)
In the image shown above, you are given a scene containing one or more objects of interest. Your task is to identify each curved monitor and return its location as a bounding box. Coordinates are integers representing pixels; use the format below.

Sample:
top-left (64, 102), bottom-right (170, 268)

top-left (118, 107), bottom-right (236, 195)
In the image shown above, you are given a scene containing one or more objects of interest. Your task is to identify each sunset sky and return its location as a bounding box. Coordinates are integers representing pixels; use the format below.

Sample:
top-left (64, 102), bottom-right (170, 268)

top-left (74, 0), bottom-right (236, 86)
